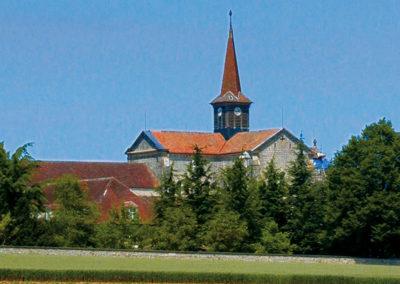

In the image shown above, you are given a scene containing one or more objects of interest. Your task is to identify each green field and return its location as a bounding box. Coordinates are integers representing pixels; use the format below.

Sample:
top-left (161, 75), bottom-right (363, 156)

top-left (0, 253), bottom-right (399, 283)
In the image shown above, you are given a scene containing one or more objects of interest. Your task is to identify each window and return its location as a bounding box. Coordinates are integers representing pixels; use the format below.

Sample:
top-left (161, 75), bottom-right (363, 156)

top-left (163, 156), bottom-right (170, 167)
top-left (45, 210), bottom-right (53, 220)
top-left (217, 107), bottom-right (223, 129)
top-left (227, 112), bottom-right (234, 127)
top-left (234, 112), bottom-right (241, 128)
top-left (127, 207), bottom-right (137, 220)
top-left (38, 209), bottom-right (52, 220)
top-left (242, 112), bottom-right (249, 129)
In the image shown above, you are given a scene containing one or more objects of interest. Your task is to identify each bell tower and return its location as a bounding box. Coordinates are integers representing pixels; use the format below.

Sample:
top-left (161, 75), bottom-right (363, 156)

top-left (211, 11), bottom-right (252, 140)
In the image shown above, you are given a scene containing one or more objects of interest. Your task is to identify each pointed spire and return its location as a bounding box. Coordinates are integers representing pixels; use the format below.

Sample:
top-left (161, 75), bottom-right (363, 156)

top-left (220, 10), bottom-right (241, 97)
top-left (211, 11), bottom-right (251, 105)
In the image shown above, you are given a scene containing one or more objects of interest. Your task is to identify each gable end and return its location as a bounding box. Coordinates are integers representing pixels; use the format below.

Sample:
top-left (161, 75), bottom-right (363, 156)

top-left (251, 128), bottom-right (308, 153)
top-left (125, 131), bottom-right (166, 155)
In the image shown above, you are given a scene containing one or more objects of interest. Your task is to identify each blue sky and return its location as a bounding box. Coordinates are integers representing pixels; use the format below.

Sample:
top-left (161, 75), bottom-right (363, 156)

top-left (1, 1), bottom-right (400, 161)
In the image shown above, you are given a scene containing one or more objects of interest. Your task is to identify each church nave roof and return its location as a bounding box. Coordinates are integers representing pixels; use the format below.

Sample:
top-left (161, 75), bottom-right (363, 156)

top-left (127, 128), bottom-right (286, 156)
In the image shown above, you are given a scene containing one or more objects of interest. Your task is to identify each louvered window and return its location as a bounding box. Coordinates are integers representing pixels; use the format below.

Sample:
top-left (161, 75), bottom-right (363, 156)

top-left (242, 112), bottom-right (249, 129)
top-left (227, 112), bottom-right (234, 128)
top-left (235, 115), bottom-right (241, 128)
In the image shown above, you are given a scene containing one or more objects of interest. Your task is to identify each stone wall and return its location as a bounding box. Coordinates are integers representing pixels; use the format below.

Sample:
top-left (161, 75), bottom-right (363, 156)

top-left (1, 247), bottom-right (399, 265)
top-left (127, 153), bottom-right (164, 178)
top-left (168, 154), bottom-right (237, 178)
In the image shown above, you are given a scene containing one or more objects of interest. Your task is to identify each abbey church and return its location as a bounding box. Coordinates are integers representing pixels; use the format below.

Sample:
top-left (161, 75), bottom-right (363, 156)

top-left (125, 16), bottom-right (325, 178)
top-left (34, 15), bottom-right (327, 222)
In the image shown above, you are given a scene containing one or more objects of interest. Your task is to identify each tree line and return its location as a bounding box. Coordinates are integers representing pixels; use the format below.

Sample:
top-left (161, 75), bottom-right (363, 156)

top-left (0, 119), bottom-right (399, 258)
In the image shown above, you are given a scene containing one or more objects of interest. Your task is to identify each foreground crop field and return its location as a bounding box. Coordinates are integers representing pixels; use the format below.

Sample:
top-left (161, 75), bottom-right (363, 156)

top-left (0, 253), bottom-right (399, 283)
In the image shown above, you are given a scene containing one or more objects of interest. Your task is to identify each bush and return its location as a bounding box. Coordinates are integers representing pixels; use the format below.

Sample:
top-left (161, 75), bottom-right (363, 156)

top-left (201, 209), bottom-right (248, 252)
top-left (253, 220), bottom-right (294, 254)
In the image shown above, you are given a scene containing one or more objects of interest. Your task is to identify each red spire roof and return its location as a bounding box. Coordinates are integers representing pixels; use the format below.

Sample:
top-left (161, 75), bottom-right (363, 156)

top-left (211, 12), bottom-right (251, 105)
top-left (221, 24), bottom-right (241, 96)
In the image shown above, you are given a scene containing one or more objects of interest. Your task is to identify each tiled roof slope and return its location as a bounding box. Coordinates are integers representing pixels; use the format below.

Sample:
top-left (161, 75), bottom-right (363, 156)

top-left (151, 131), bottom-right (226, 155)
top-left (87, 178), bottom-right (153, 221)
top-left (220, 27), bottom-right (241, 97)
top-left (33, 161), bottom-right (158, 189)
top-left (220, 129), bottom-right (281, 154)
top-left (148, 129), bottom-right (281, 155)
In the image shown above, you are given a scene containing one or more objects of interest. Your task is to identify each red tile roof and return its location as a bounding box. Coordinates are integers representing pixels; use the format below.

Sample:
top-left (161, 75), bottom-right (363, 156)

top-left (33, 161), bottom-right (158, 189)
top-left (149, 129), bottom-right (281, 155)
top-left (86, 177), bottom-right (153, 221)
top-left (151, 131), bottom-right (226, 155)
top-left (220, 129), bottom-right (281, 154)
top-left (33, 161), bottom-right (157, 222)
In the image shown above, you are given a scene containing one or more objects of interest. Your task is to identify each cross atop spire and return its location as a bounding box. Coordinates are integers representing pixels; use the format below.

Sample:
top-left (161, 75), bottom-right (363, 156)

top-left (229, 10), bottom-right (233, 34)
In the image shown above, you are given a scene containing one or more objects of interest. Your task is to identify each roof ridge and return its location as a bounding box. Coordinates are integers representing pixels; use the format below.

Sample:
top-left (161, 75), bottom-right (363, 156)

top-left (107, 177), bottom-right (130, 189)
top-left (81, 177), bottom-right (115, 182)
top-left (152, 130), bottom-right (218, 135)
top-left (38, 160), bottom-right (134, 165)
top-left (104, 178), bottom-right (114, 192)
top-left (247, 128), bottom-right (282, 133)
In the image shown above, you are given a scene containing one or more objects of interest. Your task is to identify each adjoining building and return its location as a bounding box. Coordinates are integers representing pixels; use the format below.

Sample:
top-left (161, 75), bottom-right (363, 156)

top-left (126, 14), bottom-right (326, 178)
top-left (33, 161), bottom-right (158, 221)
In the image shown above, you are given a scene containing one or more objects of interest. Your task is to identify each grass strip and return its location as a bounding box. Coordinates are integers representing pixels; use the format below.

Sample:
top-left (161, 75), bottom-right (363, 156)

top-left (0, 269), bottom-right (399, 284)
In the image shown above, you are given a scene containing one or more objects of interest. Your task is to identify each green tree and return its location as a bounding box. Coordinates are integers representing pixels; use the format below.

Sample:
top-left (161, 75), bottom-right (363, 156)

top-left (326, 119), bottom-right (400, 257)
top-left (181, 146), bottom-right (215, 225)
top-left (288, 142), bottom-right (312, 195)
top-left (292, 181), bottom-right (328, 254)
top-left (258, 159), bottom-right (289, 228)
top-left (0, 143), bottom-right (45, 245)
top-left (150, 206), bottom-right (198, 251)
top-left (253, 220), bottom-right (294, 254)
top-left (220, 158), bottom-right (261, 246)
top-left (285, 142), bottom-right (328, 254)
top-left (201, 209), bottom-right (248, 252)
top-left (0, 213), bottom-right (11, 244)
top-left (153, 165), bottom-right (180, 221)
top-left (95, 206), bottom-right (140, 249)
top-left (49, 175), bottom-right (99, 247)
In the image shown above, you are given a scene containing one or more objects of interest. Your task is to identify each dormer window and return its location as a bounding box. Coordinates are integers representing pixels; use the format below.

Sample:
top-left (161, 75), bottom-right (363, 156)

top-left (127, 207), bottom-right (137, 220)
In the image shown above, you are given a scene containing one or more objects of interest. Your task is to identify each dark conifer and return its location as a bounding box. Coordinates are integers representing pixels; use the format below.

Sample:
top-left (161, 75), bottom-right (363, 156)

top-left (153, 165), bottom-right (179, 221)
top-left (181, 146), bottom-right (215, 225)
top-left (258, 159), bottom-right (289, 228)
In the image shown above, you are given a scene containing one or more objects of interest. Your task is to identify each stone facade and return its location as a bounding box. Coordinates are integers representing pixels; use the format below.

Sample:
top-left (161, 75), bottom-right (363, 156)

top-left (253, 131), bottom-right (298, 173)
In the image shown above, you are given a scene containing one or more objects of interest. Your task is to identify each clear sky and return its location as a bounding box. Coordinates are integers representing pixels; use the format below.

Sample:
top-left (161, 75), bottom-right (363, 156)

top-left (1, 1), bottom-right (400, 161)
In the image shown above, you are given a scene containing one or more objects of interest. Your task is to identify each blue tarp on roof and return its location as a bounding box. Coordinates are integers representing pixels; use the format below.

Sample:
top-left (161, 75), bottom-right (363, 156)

top-left (313, 158), bottom-right (330, 171)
